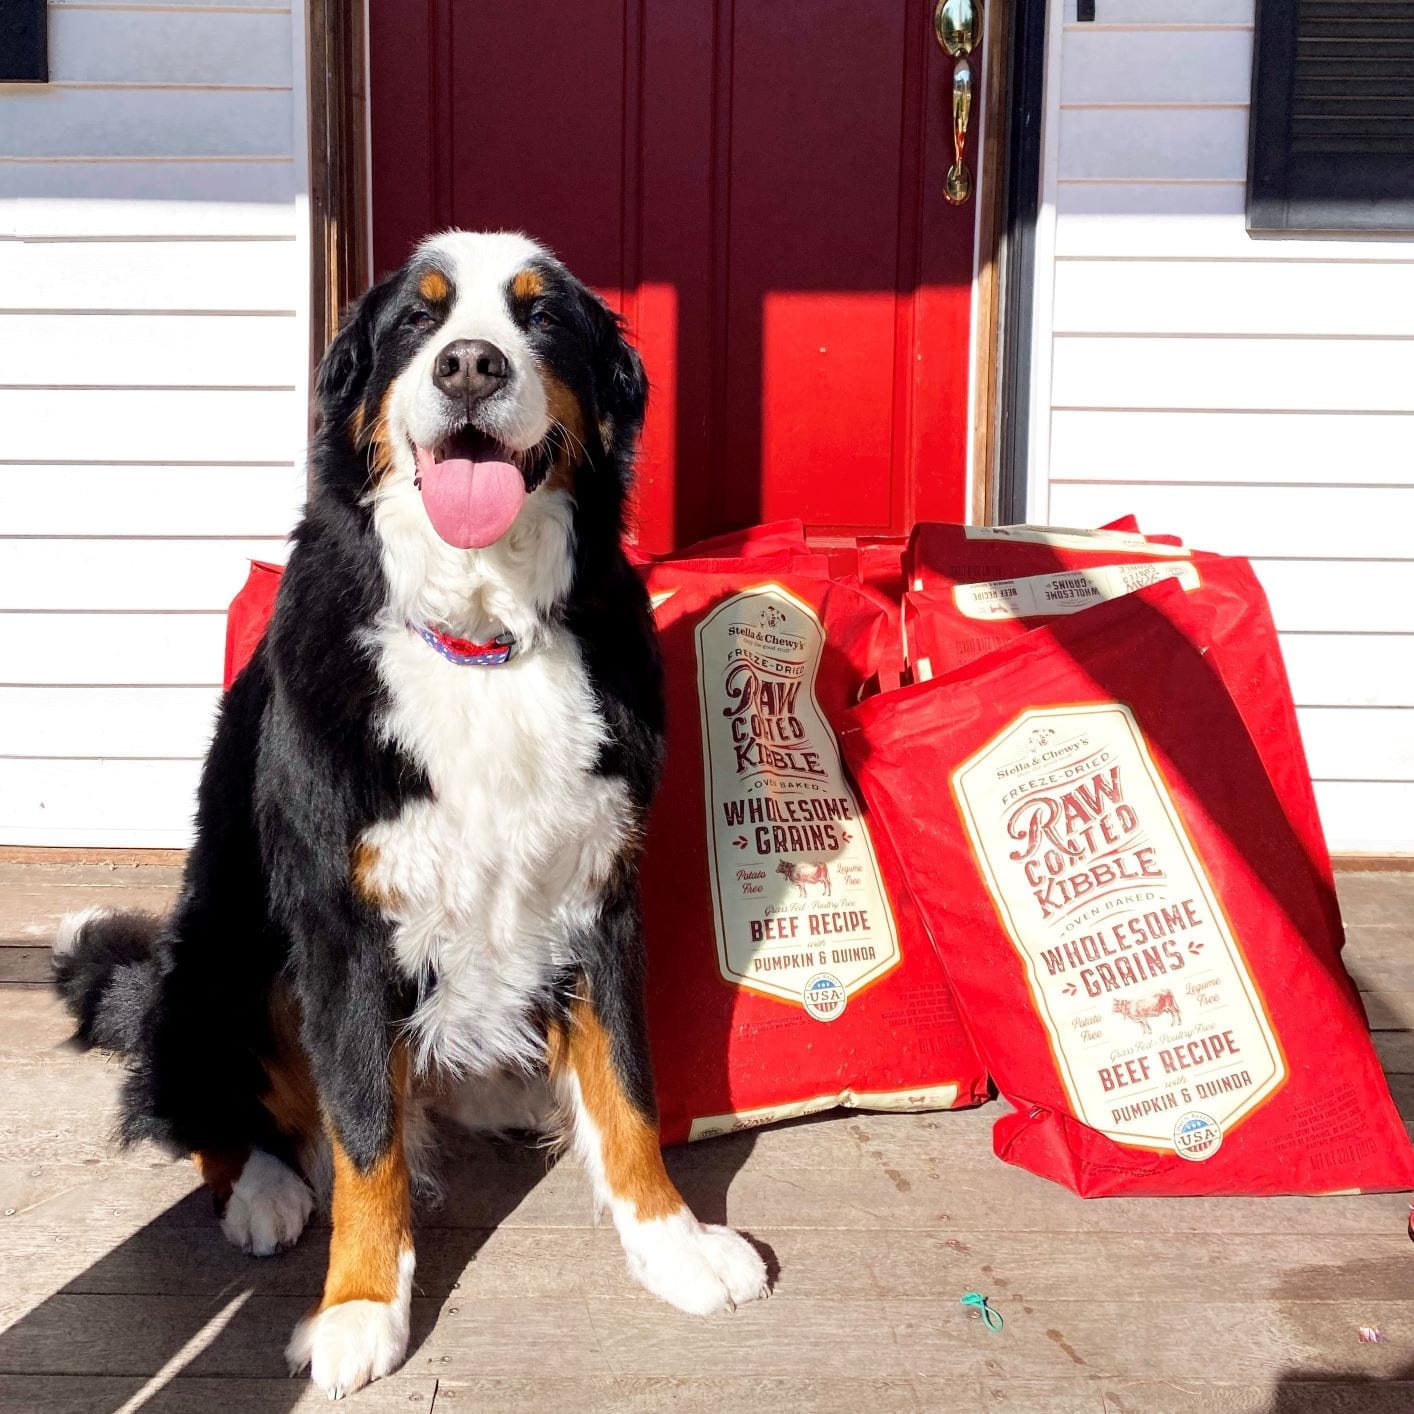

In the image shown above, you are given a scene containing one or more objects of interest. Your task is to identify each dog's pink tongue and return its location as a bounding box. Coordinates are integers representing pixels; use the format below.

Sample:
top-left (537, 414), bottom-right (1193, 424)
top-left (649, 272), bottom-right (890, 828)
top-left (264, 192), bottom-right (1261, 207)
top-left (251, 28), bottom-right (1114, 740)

top-left (414, 446), bottom-right (525, 549)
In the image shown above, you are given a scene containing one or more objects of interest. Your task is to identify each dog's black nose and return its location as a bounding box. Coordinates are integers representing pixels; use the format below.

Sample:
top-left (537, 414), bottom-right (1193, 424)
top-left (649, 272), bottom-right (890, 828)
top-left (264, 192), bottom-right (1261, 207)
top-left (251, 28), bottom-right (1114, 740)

top-left (432, 339), bottom-right (510, 403)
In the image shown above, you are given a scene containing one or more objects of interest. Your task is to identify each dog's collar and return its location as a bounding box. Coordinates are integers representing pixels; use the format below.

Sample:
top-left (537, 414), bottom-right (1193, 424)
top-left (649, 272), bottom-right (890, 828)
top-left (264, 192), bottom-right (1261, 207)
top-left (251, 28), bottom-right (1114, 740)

top-left (411, 621), bottom-right (516, 666)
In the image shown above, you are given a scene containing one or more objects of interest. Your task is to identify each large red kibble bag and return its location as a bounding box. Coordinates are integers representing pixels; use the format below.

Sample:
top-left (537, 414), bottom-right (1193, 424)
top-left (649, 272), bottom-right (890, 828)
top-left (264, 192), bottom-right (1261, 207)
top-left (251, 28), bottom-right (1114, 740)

top-left (841, 580), bottom-right (1414, 1196)
top-left (641, 564), bottom-right (988, 1142)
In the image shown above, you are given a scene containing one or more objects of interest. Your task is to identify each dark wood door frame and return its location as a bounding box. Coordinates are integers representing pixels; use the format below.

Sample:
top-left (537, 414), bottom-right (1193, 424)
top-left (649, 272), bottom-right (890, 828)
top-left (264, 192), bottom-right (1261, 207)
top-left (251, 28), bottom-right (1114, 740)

top-left (307, 0), bottom-right (370, 366)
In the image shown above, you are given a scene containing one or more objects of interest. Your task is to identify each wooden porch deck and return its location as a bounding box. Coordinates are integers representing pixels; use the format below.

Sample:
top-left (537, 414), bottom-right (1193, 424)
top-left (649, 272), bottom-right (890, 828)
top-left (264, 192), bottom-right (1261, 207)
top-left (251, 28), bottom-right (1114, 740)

top-left (1, 861), bottom-right (1413, 1413)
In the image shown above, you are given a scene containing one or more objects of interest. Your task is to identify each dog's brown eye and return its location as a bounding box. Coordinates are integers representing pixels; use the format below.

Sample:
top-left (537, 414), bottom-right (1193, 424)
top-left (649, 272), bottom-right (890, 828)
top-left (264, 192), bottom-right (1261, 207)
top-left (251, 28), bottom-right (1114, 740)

top-left (407, 308), bottom-right (436, 330)
top-left (527, 306), bottom-right (553, 331)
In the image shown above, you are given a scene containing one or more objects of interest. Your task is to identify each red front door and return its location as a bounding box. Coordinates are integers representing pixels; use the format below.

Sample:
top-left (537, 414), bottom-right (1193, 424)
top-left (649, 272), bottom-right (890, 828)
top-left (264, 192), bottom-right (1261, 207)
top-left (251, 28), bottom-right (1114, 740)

top-left (369, 0), bottom-right (978, 552)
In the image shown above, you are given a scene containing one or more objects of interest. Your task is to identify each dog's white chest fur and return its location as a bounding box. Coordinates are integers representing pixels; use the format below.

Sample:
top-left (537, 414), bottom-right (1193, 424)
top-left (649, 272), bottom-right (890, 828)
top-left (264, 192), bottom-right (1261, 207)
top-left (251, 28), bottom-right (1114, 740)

top-left (359, 623), bottom-right (629, 1077)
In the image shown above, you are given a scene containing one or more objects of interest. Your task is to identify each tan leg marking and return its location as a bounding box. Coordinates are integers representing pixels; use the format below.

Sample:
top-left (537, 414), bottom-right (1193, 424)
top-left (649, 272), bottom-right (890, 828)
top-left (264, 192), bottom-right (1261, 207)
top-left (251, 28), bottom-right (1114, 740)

top-left (548, 996), bottom-right (682, 1222)
top-left (321, 1047), bottom-right (413, 1310)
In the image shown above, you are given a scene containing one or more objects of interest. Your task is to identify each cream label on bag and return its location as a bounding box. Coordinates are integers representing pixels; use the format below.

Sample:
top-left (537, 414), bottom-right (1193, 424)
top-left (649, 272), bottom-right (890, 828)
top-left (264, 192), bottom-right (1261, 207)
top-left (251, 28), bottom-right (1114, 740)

top-left (952, 704), bottom-right (1285, 1155)
top-left (961, 524), bottom-right (1192, 558)
top-left (696, 585), bottom-right (899, 1018)
top-left (952, 562), bottom-right (1201, 622)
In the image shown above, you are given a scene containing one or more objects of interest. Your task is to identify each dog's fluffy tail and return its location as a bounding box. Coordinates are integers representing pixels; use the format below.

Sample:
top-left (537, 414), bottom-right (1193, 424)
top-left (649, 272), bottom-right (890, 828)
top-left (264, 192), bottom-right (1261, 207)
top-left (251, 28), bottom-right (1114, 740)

top-left (52, 906), bottom-right (162, 1054)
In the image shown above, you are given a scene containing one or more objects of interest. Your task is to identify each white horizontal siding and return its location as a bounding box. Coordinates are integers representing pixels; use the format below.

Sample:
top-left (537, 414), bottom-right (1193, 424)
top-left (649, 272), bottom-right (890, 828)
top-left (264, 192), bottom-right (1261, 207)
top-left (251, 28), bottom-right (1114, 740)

top-left (1251, 562), bottom-right (1414, 636)
top-left (1054, 261), bottom-right (1414, 338)
top-left (1052, 337), bottom-right (1414, 413)
top-left (1060, 108), bottom-right (1250, 182)
top-left (0, 238), bottom-right (297, 311)
top-left (51, 0), bottom-right (286, 8)
top-left (1298, 708), bottom-right (1414, 784)
top-left (1281, 636), bottom-right (1414, 710)
top-left (0, 313), bottom-right (299, 386)
top-left (1047, 485), bottom-right (1414, 560)
top-left (1314, 783), bottom-right (1414, 856)
top-left (1033, 3), bottom-right (1414, 852)
top-left (0, 162), bottom-right (296, 238)
top-left (0, 686), bottom-right (222, 759)
top-left (0, 0), bottom-right (308, 846)
top-left (1051, 410), bottom-right (1414, 485)
top-left (0, 758), bottom-right (202, 847)
top-left (1054, 183), bottom-right (1414, 260)
top-left (1062, 29), bottom-right (1253, 105)
top-left (4, 89), bottom-right (294, 160)
top-left (0, 466), bottom-right (307, 536)
top-left (1, 390), bottom-right (300, 461)
top-left (0, 541), bottom-right (289, 612)
top-left (43, 7), bottom-right (293, 88)
top-left (1069, 0), bottom-right (1250, 22)
top-left (0, 613), bottom-right (227, 686)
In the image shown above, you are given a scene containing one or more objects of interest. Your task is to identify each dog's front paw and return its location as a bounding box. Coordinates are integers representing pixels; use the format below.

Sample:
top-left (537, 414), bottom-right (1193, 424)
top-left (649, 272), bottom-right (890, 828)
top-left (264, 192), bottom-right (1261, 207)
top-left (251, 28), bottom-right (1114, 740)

top-left (286, 1295), bottom-right (410, 1400)
top-left (219, 1150), bottom-right (314, 1257)
top-left (622, 1208), bottom-right (770, 1315)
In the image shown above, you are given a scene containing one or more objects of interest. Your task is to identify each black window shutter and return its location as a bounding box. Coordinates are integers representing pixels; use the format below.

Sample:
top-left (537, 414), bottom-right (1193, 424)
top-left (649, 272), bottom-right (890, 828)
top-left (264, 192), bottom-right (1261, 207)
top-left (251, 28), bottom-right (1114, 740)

top-left (1248, 0), bottom-right (1414, 232)
top-left (0, 0), bottom-right (48, 84)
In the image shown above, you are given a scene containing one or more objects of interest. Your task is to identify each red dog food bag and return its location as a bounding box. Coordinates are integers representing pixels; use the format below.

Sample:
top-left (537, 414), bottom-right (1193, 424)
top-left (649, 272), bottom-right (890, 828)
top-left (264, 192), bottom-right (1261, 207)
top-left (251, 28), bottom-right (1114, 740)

top-left (640, 562), bottom-right (988, 1143)
top-left (842, 579), bottom-right (1414, 1196)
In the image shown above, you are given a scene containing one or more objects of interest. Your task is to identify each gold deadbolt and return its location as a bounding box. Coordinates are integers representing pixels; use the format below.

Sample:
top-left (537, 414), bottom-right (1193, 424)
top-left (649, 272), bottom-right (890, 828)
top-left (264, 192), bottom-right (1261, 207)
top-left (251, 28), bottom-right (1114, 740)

top-left (933, 0), bottom-right (981, 205)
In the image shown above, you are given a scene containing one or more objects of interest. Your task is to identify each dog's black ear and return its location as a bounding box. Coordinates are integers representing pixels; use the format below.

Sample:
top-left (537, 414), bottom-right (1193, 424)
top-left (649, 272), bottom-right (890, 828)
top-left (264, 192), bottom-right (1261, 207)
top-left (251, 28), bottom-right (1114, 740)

top-left (585, 294), bottom-right (648, 456)
top-left (315, 273), bottom-right (399, 420)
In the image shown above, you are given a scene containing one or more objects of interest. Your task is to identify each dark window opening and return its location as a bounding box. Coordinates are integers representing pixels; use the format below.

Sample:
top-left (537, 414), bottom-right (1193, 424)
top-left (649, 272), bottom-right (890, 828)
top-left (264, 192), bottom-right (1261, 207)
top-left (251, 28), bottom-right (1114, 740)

top-left (1248, 0), bottom-right (1414, 232)
top-left (0, 0), bottom-right (47, 84)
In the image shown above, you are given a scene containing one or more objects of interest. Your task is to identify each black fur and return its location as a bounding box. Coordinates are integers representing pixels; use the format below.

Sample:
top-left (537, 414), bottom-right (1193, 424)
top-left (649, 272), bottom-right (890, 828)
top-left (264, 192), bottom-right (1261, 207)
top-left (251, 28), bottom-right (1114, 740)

top-left (54, 239), bottom-right (665, 1178)
top-left (52, 910), bottom-right (160, 1054)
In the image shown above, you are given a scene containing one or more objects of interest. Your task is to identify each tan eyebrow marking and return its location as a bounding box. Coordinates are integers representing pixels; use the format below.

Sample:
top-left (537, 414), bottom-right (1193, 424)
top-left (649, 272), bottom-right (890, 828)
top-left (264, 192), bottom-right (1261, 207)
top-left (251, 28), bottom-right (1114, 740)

top-left (418, 269), bottom-right (449, 302)
top-left (512, 268), bottom-right (544, 301)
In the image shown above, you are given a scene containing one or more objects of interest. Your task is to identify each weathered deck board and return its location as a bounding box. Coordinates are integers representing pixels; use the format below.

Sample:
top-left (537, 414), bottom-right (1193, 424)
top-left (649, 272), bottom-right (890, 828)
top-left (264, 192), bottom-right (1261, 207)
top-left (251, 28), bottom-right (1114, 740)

top-left (0, 862), bottom-right (179, 948)
top-left (0, 1376), bottom-right (436, 1414)
top-left (433, 1377), bottom-right (1112, 1414)
top-left (0, 865), bottom-right (1411, 1414)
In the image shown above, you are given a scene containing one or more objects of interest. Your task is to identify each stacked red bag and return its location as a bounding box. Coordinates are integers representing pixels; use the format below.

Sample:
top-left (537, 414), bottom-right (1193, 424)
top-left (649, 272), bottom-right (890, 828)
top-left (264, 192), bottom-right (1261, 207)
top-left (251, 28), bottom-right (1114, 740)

top-left (639, 523), bottom-right (988, 1142)
top-left (840, 522), bottom-right (1414, 1196)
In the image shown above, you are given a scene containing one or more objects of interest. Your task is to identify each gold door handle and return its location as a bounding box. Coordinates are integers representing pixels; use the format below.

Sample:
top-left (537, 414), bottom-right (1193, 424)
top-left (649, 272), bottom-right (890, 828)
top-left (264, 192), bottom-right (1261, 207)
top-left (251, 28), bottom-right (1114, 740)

top-left (934, 0), bottom-right (980, 57)
top-left (948, 61), bottom-right (974, 204)
top-left (933, 0), bottom-right (981, 205)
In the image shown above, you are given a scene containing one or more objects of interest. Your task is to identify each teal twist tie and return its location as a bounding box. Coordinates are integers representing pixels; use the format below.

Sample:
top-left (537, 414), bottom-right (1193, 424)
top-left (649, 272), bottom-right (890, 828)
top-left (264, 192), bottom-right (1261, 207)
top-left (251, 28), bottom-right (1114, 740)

top-left (960, 1291), bottom-right (1004, 1333)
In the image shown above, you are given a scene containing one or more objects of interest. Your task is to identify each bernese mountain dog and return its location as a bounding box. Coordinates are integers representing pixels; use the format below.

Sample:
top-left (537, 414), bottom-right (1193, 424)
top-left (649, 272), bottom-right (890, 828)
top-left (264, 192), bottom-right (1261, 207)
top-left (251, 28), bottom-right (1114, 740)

top-left (53, 231), bottom-right (769, 1399)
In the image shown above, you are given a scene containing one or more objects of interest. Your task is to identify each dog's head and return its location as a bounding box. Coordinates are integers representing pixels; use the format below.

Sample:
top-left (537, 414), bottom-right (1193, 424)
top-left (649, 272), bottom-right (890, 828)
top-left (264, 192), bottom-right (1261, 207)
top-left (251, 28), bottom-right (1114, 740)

top-left (315, 231), bottom-right (647, 550)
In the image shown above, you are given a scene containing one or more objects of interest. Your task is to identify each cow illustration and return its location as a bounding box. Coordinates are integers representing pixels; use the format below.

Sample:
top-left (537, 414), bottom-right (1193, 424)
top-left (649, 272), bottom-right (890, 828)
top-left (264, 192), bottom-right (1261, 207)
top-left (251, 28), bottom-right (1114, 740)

top-left (777, 859), bottom-right (832, 899)
top-left (1112, 989), bottom-right (1181, 1035)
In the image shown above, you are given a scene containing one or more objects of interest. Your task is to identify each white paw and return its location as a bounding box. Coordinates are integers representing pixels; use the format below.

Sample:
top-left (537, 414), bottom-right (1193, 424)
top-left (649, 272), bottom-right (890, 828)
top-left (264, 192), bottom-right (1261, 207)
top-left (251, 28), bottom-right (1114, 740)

top-left (620, 1207), bottom-right (770, 1315)
top-left (219, 1150), bottom-right (314, 1257)
top-left (286, 1253), bottom-right (414, 1400)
